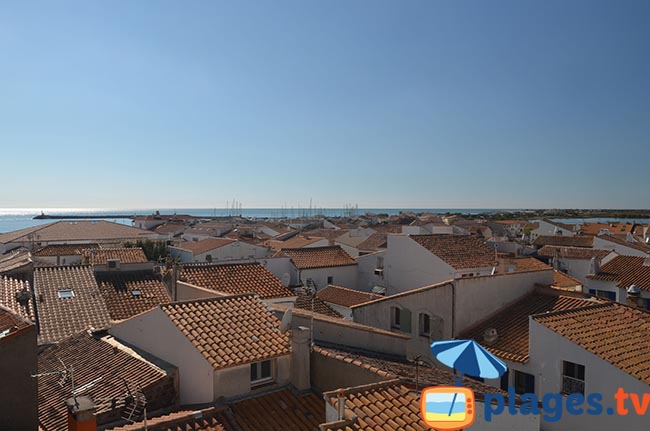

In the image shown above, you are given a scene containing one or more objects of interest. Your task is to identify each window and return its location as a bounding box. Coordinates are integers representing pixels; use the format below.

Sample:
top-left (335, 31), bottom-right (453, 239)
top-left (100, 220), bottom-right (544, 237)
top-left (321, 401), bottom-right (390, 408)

top-left (376, 256), bottom-right (384, 269)
top-left (390, 306), bottom-right (411, 333)
top-left (250, 360), bottom-right (273, 385)
top-left (391, 307), bottom-right (401, 329)
top-left (419, 313), bottom-right (431, 337)
top-left (514, 370), bottom-right (535, 394)
top-left (589, 289), bottom-right (616, 300)
top-left (327, 276), bottom-right (334, 285)
top-left (205, 254), bottom-right (213, 263)
top-left (57, 289), bottom-right (75, 299)
top-left (500, 370), bottom-right (510, 391)
top-left (562, 361), bottom-right (585, 395)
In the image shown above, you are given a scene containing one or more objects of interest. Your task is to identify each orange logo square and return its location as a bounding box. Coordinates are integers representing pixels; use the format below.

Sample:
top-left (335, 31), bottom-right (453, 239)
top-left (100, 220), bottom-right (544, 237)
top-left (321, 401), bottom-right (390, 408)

top-left (420, 386), bottom-right (476, 430)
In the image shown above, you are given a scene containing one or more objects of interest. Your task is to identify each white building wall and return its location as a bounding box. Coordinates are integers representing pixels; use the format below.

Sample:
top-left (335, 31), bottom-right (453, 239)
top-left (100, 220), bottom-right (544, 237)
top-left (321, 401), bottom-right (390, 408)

top-left (385, 235), bottom-right (455, 295)
top-left (299, 265), bottom-right (357, 291)
top-left (356, 251), bottom-right (387, 293)
top-left (529, 320), bottom-right (650, 431)
top-left (258, 257), bottom-right (298, 286)
top-left (213, 355), bottom-right (291, 399)
top-left (594, 237), bottom-right (649, 257)
top-left (109, 309), bottom-right (214, 405)
top-left (453, 270), bottom-right (552, 334)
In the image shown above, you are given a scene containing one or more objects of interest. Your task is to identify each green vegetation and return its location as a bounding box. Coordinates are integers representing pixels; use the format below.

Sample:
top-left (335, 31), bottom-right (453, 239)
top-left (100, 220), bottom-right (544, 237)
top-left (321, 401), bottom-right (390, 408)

top-left (124, 239), bottom-right (169, 262)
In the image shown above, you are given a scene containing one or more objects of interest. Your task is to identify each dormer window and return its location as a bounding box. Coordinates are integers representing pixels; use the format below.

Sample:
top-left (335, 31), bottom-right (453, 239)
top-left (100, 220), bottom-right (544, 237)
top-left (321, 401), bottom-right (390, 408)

top-left (131, 290), bottom-right (142, 297)
top-left (57, 289), bottom-right (74, 299)
top-left (250, 360), bottom-right (273, 386)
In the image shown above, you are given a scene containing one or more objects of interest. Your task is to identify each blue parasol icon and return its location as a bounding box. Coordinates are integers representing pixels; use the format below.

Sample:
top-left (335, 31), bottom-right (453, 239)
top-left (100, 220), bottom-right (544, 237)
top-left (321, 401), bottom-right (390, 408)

top-left (430, 339), bottom-right (507, 386)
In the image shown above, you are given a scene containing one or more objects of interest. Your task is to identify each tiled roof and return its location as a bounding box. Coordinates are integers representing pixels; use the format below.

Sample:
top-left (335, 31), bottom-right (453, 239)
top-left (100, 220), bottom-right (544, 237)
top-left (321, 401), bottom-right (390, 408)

top-left (38, 331), bottom-right (173, 431)
top-left (302, 229), bottom-right (349, 243)
top-left (313, 345), bottom-right (512, 400)
top-left (276, 246), bottom-right (357, 270)
top-left (532, 235), bottom-right (594, 248)
top-left (82, 247), bottom-right (149, 264)
top-left (180, 262), bottom-right (293, 299)
top-left (587, 255), bottom-right (650, 291)
top-left (0, 248), bottom-right (33, 274)
top-left (350, 280), bottom-right (454, 310)
top-left (321, 380), bottom-right (427, 431)
top-left (410, 235), bottom-right (496, 269)
top-left (0, 276), bottom-right (35, 321)
top-left (508, 257), bottom-right (551, 272)
top-left (95, 272), bottom-right (171, 321)
top-left (533, 302), bottom-right (650, 385)
top-left (34, 266), bottom-right (111, 344)
top-left (272, 303), bottom-right (410, 340)
top-left (580, 222), bottom-right (635, 236)
top-left (553, 270), bottom-right (583, 289)
top-left (295, 290), bottom-right (343, 318)
top-left (596, 234), bottom-right (650, 254)
top-left (0, 305), bottom-right (33, 341)
top-left (317, 285), bottom-right (383, 308)
top-left (265, 235), bottom-right (326, 251)
top-left (172, 238), bottom-right (236, 255)
top-left (220, 389), bottom-right (325, 431)
top-left (538, 245), bottom-right (613, 260)
top-left (356, 232), bottom-right (388, 251)
top-left (460, 291), bottom-right (600, 362)
top-left (33, 243), bottom-right (100, 257)
top-left (105, 408), bottom-right (225, 431)
top-left (0, 220), bottom-right (154, 244)
top-left (160, 294), bottom-right (291, 370)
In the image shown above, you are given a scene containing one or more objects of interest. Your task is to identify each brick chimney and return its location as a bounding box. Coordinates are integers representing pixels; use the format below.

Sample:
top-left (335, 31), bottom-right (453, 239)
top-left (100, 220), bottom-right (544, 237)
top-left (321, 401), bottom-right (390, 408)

top-left (626, 285), bottom-right (643, 309)
top-left (66, 396), bottom-right (96, 431)
top-left (290, 326), bottom-right (311, 392)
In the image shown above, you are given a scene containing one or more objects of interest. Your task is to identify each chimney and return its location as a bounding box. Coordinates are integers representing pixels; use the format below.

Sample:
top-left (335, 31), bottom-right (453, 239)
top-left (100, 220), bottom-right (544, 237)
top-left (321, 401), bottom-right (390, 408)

top-left (626, 285), bottom-right (643, 309)
top-left (290, 326), bottom-right (311, 392)
top-left (589, 257), bottom-right (601, 275)
top-left (337, 389), bottom-right (346, 421)
top-left (644, 257), bottom-right (650, 267)
top-left (66, 396), bottom-right (96, 431)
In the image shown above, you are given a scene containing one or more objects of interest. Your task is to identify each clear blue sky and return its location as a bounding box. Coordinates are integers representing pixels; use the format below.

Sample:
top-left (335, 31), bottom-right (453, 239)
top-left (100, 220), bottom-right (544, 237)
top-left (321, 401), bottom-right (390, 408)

top-left (1, 1), bottom-right (649, 209)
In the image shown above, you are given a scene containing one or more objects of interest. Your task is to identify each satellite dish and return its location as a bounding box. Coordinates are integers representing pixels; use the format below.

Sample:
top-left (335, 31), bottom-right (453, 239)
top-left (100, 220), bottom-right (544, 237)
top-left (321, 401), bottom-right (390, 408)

top-left (281, 273), bottom-right (291, 287)
top-left (280, 309), bottom-right (292, 334)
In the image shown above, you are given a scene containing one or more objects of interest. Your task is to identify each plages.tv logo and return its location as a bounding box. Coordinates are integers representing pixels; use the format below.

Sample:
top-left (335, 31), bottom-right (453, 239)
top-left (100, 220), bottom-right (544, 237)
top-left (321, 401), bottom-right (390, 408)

top-left (420, 339), bottom-right (507, 430)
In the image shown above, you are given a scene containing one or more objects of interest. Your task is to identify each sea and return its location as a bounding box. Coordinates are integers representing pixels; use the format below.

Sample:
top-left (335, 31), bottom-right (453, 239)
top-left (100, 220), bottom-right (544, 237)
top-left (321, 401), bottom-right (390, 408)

top-left (1, 208), bottom-right (649, 234)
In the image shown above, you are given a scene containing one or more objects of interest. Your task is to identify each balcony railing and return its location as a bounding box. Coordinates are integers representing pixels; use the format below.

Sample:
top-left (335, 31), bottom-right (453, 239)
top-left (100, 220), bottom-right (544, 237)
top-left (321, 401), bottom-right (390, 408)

top-left (562, 376), bottom-right (585, 395)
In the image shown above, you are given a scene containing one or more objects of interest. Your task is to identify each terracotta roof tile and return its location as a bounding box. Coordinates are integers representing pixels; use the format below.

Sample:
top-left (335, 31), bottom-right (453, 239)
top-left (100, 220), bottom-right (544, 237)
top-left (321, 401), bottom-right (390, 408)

top-left (356, 233), bottom-right (388, 252)
top-left (508, 257), bottom-right (551, 272)
top-left (276, 246), bottom-right (357, 270)
top-left (223, 389), bottom-right (325, 431)
top-left (587, 255), bottom-right (650, 291)
top-left (33, 243), bottom-right (100, 257)
top-left (160, 294), bottom-right (291, 370)
top-left (580, 222), bottom-right (635, 236)
top-left (553, 270), bottom-right (583, 289)
top-left (0, 305), bottom-right (33, 340)
top-left (0, 276), bottom-right (35, 321)
top-left (82, 247), bottom-right (149, 265)
top-left (313, 345), bottom-right (511, 400)
top-left (34, 266), bottom-right (111, 344)
top-left (181, 262), bottom-right (293, 299)
top-left (295, 291), bottom-right (343, 318)
top-left (0, 220), bottom-right (154, 244)
top-left (410, 235), bottom-right (496, 269)
top-left (538, 246), bottom-right (613, 260)
top-left (106, 408), bottom-right (225, 431)
top-left (460, 291), bottom-right (601, 362)
top-left (95, 272), bottom-right (171, 321)
top-left (321, 380), bottom-right (427, 431)
top-left (265, 235), bottom-right (326, 251)
top-left (172, 238), bottom-right (236, 255)
top-left (533, 302), bottom-right (650, 385)
top-left (532, 235), bottom-right (594, 248)
top-left (38, 332), bottom-right (174, 431)
top-left (317, 285), bottom-right (383, 308)
top-left (0, 248), bottom-right (33, 274)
